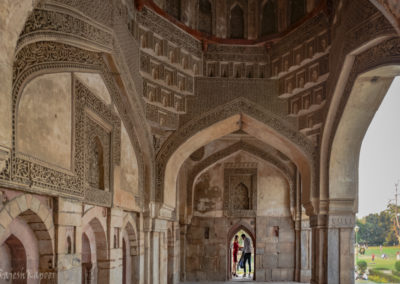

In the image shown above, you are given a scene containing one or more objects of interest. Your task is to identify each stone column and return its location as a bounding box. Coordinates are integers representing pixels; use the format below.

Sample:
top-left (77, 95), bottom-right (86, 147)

top-left (138, 214), bottom-right (145, 284)
top-left (150, 231), bottom-right (160, 284)
top-left (327, 214), bottom-right (355, 284)
top-left (108, 208), bottom-right (123, 284)
top-left (143, 223), bottom-right (151, 284)
top-left (145, 217), bottom-right (169, 284)
top-left (179, 224), bottom-right (187, 282)
top-left (310, 214), bottom-right (355, 284)
top-left (294, 219), bottom-right (301, 281)
top-left (300, 219), bottom-right (312, 282)
top-left (310, 214), bottom-right (327, 284)
top-left (55, 198), bottom-right (82, 283)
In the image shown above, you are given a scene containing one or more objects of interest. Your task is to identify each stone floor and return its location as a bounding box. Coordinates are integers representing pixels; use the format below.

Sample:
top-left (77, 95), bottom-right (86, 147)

top-left (183, 282), bottom-right (303, 284)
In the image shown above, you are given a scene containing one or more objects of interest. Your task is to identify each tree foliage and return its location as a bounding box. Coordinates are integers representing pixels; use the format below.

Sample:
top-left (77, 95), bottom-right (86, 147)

top-left (357, 210), bottom-right (398, 246)
top-left (357, 260), bottom-right (367, 273)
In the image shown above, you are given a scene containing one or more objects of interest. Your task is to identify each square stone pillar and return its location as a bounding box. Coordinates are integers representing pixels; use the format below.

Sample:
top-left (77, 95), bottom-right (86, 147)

top-left (179, 224), bottom-right (187, 282)
top-left (300, 220), bottom-right (312, 282)
top-left (145, 217), bottom-right (169, 284)
top-left (138, 215), bottom-right (145, 284)
top-left (54, 198), bottom-right (82, 283)
top-left (310, 214), bottom-right (327, 284)
top-left (108, 208), bottom-right (123, 284)
top-left (310, 214), bottom-right (355, 284)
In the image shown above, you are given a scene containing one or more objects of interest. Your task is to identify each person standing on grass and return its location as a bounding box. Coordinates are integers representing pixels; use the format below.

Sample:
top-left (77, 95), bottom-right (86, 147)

top-left (241, 234), bottom-right (252, 278)
top-left (371, 253), bottom-right (375, 262)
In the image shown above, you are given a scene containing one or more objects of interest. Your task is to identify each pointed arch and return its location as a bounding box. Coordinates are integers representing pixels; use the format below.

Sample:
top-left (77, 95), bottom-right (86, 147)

top-left (230, 4), bottom-right (245, 38)
top-left (261, 0), bottom-right (277, 36)
top-left (185, 141), bottom-right (296, 220)
top-left (156, 98), bottom-right (316, 215)
top-left (0, 194), bottom-right (55, 277)
top-left (321, 37), bottom-right (400, 213)
top-left (122, 213), bottom-right (140, 284)
top-left (227, 222), bottom-right (256, 280)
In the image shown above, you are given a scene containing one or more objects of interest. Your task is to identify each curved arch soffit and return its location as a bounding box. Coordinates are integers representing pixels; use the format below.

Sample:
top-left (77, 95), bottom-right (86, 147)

top-left (329, 65), bottom-right (400, 212)
top-left (186, 141), bottom-right (296, 220)
top-left (321, 37), bottom-right (400, 213)
top-left (0, 194), bottom-right (55, 255)
top-left (157, 97), bottom-right (316, 213)
top-left (122, 213), bottom-right (138, 240)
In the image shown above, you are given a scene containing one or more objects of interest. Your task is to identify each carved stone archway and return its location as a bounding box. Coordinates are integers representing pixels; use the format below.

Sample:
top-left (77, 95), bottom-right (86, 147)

top-left (227, 222), bottom-right (256, 281)
top-left (156, 97), bottom-right (316, 214)
top-left (185, 141), bottom-right (296, 221)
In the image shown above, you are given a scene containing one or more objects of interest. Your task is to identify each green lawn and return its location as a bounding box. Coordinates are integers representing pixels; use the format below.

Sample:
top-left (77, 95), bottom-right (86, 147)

top-left (356, 246), bottom-right (400, 271)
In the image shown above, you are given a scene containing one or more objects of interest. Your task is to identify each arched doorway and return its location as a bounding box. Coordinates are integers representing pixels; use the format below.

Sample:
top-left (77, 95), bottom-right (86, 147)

top-left (81, 216), bottom-right (108, 284)
top-left (228, 224), bottom-right (256, 281)
top-left (82, 233), bottom-right (92, 284)
top-left (122, 219), bottom-right (139, 284)
top-left (0, 234), bottom-right (27, 284)
top-left (0, 196), bottom-right (55, 284)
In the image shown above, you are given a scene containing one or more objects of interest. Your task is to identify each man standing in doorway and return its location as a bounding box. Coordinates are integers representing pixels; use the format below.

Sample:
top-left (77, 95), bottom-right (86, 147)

top-left (241, 234), bottom-right (252, 278)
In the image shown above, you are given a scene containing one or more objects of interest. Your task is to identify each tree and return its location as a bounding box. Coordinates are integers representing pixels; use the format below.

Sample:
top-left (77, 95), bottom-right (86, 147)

top-left (386, 202), bottom-right (400, 245)
top-left (357, 210), bottom-right (396, 246)
top-left (384, 183), bottom-right (400, 245)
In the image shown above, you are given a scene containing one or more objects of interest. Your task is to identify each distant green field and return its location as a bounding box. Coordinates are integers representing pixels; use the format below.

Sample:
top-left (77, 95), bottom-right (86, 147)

top-left (356, 246), bottom-right (400, 271)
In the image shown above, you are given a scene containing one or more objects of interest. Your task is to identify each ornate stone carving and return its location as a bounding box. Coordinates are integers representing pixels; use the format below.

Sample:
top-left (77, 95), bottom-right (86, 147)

top-left (18, 8), bottom-right (113, 50)
top-left (13, 42), bottom-right (102, 83)
top-left (76, 79), bottom-right (120, 206)
top-left (137, 7), bottom-right (202, 57)
top-left (0, 148), bottom-right (11, 181)
top-left (7, 41), bottom-right (144, 207)
top-left (51, 0), bottom-right (113, 27)
top-left (223, 167), bottom-right (257, 217)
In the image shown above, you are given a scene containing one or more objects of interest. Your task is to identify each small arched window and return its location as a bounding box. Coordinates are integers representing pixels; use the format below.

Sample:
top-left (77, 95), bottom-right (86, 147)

top-left (88, 136), bottom-right (105, 190)
top-left (261, 0), bottom-right (277, 36)
top-left (198, 0), bottom-right (212, 35)
top-left (230, 5), bottom-right (244, 39)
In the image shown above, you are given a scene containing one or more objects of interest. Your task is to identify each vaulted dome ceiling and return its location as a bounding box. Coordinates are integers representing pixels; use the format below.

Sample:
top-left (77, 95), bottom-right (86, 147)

top-left (140, 0), bottom-right (323, 43)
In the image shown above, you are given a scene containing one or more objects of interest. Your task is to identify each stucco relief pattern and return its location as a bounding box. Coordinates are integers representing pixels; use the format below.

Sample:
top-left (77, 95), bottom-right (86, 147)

top-left (5, 41), bottom-right (146, 207)
top-left (17, 8), bottom-right (113, 50)
top-left (223, 167), bottom-right (257, 217)
top-left (77, 79), bottom-right (120, 206)
top-left (137, 7), bottom-right (202, 57)
top-left (50, 0), bottom-right (113, 27)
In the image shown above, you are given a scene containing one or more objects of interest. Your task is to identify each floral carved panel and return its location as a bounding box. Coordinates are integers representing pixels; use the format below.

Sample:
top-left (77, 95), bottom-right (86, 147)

top-left (223, 167), bottom-right (257, 217)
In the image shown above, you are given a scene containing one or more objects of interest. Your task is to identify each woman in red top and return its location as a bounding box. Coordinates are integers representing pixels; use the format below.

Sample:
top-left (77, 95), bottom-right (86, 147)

top-left (232, 235), bottom-right (239, 277)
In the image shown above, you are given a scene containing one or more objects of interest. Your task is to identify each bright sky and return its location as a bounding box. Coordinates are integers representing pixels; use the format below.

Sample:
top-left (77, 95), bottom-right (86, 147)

top-left (358, 76), bottom-right (400, 218)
